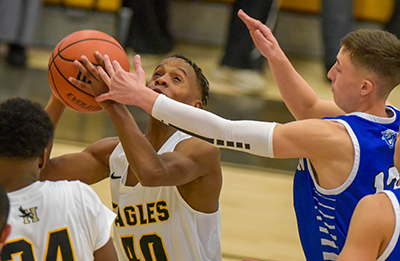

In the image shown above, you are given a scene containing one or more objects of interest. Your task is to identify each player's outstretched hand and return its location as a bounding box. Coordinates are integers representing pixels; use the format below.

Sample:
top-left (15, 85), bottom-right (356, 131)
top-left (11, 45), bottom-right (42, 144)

top-left (238, 9), bottom-right (283, 60)
top-left (96, 54), bottom-right (147, 107)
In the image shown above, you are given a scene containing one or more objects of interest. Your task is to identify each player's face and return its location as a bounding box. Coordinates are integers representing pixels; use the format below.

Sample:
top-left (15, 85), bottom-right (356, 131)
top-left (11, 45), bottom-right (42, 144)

top-left (148, 58), bottom-right (203, 108)
top-left (327, 48), bottom-right (365, 113)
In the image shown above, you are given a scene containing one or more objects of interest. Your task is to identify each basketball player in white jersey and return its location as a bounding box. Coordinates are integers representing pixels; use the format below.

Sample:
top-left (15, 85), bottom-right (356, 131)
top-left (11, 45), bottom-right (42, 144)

top-left (0, 98), bottom-right (118, 261)
top-left (41, 54), bottom-right (223, 260)
top-left (90, 10), bottom-right (400, 261)
top-left (0, 183), bottom-right (10, 255)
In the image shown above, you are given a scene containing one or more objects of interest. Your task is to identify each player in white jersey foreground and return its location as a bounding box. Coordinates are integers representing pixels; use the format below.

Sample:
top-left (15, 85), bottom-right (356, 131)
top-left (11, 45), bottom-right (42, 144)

top-left (89, 9), bottom-right (400, 260)
top-left (41, 54), bottom-right (223, 260)
top-left (0, 183), bottom-right (10, 255)
top-left (0, 98), bottom-right (118, 261)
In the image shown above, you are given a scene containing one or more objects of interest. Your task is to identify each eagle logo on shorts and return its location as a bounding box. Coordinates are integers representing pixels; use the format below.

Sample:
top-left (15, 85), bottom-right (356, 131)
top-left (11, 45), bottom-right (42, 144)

top-left (381, 129), bottom-right (398, 149)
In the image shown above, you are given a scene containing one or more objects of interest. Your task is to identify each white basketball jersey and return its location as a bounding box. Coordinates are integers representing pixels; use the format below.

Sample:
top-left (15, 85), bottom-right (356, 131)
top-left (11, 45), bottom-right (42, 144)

top-left (2, 180), bottom-right (116, 261)
top-left (110, 131), bottom-right (222, 261)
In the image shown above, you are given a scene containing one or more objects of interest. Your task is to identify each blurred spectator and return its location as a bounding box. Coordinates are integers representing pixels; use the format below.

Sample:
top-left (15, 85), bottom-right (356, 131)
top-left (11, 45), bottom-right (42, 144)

top-left (121, 0), bottom-right (279, 95)
top-left (216, 0), bottom-right (279, 95)
top-left (0, 0), bottom-right (42, 68)
top-left (321, 0), bottom-right (353, 74)
top-left (322, 0), bottom-right (400, 75)
top-left (385, 0), bottom-right (400, 39)
top-left (122, 0), bottom-right (175, 54)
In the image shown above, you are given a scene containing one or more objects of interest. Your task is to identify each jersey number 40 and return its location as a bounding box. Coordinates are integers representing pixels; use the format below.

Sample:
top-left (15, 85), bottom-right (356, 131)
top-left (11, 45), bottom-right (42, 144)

top-left (122, 233), bottom-right (168, 261)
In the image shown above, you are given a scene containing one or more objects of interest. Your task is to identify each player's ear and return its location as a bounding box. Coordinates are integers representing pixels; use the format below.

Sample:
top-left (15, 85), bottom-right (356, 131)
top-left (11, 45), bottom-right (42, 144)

top-left (194, 99), bottom-right (203, 109)
top-left (360, 78), bottom-right (374, 96)
top-left (0, 224), bottom-right (11, 246)
top-left (38, 151), bottom-right (47, 169)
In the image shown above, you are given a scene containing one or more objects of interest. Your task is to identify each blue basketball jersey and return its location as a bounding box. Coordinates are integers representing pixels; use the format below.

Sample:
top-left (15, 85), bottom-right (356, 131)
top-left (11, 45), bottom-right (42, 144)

top-left (294, 106), bottom-right (400, 260)
top-left (378, 189), bottom-right (400, 261)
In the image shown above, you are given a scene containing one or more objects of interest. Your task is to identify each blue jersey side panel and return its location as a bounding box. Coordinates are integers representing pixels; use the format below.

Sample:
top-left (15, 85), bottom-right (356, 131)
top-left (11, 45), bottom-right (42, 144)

top-left (293, 160), bottom-right (325, 260)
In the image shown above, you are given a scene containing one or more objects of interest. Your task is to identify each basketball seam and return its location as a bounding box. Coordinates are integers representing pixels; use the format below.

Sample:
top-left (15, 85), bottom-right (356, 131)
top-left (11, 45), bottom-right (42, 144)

top-left (49, 37), bottom-right (118, 97)
top-left (48, 63), bottom-right (77, 110)
top-left (47, 31), bottom-right (127, 113)
top-left (52, 59), bottom-right (96, 97)
top-left (48, 39), bottom-right (86, 111)
top-left (56, 38), bottom-right (125, 63)
top-left (49, 53), bottom-right (102, 112)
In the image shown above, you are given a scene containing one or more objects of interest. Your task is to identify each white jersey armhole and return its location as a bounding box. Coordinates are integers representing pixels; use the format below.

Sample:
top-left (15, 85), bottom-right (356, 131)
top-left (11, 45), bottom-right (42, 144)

top-left (310, 119), bottom-right (360, 195)
top-left (377, 190), bottom-right (400, 261)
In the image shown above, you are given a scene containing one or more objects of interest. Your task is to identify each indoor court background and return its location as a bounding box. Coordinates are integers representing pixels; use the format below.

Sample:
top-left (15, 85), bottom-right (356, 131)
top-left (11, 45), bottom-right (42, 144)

top-left (2, 1), bottom-right (400, 260)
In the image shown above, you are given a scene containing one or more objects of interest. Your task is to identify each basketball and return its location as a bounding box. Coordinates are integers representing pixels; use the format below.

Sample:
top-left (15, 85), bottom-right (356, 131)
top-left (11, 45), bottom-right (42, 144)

top-left (47, 30), bottom-right (130, 113)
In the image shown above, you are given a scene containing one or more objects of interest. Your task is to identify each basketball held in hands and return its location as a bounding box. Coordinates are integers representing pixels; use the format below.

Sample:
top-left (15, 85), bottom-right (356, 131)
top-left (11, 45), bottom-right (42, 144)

top-left (47, 30), bottom-right (130, 113)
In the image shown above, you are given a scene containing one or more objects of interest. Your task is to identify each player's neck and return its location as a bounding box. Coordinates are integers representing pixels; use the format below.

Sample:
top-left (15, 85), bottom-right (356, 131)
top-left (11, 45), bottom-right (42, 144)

top-left (359, 100), bottom-right (391, 118)
top-left (0, 157), bottom-right (40, 192)
top-left (145, 117), bottom-right (177, 151)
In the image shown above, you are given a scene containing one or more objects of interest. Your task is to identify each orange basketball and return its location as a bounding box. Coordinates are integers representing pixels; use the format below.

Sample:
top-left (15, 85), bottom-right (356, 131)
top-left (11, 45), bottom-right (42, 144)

top-left (47, 30), bottom-right (130, 113)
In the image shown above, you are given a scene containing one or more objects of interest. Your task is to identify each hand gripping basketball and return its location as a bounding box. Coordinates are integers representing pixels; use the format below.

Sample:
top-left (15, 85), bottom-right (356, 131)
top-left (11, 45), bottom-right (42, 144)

top-left (47, 30), bottom-right (130, 113)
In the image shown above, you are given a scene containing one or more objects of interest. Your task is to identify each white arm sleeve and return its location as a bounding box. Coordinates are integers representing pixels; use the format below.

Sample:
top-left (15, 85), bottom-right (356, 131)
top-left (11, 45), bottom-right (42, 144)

top-left (152, 95), bottom-right (277, 158)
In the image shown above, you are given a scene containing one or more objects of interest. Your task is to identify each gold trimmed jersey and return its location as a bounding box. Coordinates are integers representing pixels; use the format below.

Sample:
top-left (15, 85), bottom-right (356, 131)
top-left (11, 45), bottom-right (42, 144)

top-left (2, 180), bottom-right (116, 260)
top-left (110, 131), bottom-right (222, 261)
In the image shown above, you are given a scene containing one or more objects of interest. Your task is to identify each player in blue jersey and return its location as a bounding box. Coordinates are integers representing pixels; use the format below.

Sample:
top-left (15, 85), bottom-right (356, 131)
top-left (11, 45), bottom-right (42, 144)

top-left (83, 9), bottom-right (400, 260)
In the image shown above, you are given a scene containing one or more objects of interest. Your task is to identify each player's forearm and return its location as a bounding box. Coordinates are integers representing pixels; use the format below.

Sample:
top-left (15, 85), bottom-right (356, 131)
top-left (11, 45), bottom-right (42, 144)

top-left (104, 103), bottom-right (167, 185)
top-left (267, 54), bottom-right (321, 120)
top-left (152, 95), bottom-right (277, 157)
top-left (109, 82), bottom-right (159, 115)
top-left (135, 87), bottom-right (160, 115)
top-left (45, 93), bottom-right (66, 129)
top-left (44, 94), bottom-right (66, 160)
top-left (104, 103), bottom-right (147, 152)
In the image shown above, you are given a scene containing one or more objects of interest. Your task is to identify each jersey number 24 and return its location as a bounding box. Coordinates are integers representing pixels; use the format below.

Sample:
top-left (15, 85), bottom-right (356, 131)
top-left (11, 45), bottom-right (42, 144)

top-left (1, 228), bottom-right (75, 261)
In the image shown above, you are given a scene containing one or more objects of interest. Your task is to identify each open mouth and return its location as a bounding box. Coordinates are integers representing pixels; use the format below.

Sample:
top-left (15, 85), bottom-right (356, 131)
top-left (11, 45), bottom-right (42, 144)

top-left (152, 87), bottom-right (164, 95)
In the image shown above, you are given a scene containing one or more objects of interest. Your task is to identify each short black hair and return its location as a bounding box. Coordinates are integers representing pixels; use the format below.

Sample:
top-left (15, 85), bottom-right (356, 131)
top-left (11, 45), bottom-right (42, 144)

top-left (0, 182), bottom-right (9, 233)
top-left (168, 54), bottom-right (210, 107)
top-left (0, 98), bottom-right (54, 159)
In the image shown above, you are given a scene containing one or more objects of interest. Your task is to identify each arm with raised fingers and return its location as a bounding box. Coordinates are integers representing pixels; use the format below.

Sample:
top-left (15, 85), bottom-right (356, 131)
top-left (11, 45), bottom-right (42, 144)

top-left (238, 9), bottom-right (342, 119)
